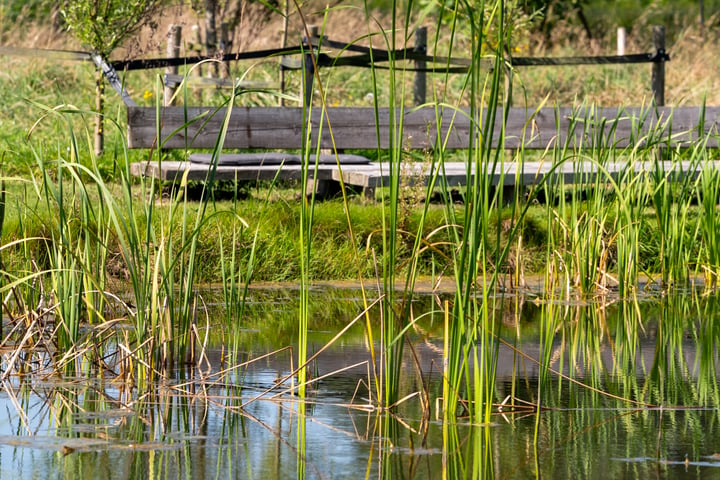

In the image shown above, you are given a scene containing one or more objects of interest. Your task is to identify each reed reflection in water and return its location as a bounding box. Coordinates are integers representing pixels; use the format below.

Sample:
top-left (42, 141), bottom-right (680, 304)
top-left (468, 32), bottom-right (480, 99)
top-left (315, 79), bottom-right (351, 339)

top-left (0, 289), bottom-right (719, 478)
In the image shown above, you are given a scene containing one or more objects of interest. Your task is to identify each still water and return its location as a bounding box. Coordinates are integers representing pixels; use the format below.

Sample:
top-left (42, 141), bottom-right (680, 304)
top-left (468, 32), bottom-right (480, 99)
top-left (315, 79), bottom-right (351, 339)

top-left (1, 287), bottom-right (720, 479)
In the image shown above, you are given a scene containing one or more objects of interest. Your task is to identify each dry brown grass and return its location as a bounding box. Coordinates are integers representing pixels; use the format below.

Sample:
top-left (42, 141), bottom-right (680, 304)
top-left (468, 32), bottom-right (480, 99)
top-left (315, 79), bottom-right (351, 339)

top-left (513, 21), bottom-right (720, 107)
top-left (3, 2), bottom-right (407, 57)
top-left (5, 3), bottom-right (720, 109)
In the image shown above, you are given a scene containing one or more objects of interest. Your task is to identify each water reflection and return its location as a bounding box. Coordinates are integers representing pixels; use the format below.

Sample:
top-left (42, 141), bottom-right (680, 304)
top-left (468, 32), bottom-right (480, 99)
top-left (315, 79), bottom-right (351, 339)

top-left (1, 288), bottom-right (720, 478)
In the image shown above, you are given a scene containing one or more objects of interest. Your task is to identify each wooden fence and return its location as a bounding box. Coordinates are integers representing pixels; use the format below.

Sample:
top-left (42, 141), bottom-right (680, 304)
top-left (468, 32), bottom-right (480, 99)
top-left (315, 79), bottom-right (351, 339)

top-left (107, 24), bottom-right (670, 110)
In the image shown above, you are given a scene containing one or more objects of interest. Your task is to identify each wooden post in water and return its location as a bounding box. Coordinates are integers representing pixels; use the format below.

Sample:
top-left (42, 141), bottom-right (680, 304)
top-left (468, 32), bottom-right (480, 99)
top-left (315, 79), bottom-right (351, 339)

top-left (414, 26), bottom-right (427, 106)
top-left (164, 25), bottom-right (182, 106)
top-left (652, 25), bottom-right (666, 106)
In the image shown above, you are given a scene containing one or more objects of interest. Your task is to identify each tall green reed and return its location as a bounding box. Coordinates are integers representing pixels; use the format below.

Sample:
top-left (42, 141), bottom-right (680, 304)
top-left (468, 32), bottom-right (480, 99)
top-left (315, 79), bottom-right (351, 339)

top-left (649, 294), bottom-right (694, 405)
top-left (694, 292), bottom-right (720, 406)
top-left (218, 180), bottom-right (264, 366)
top-left (696, 122), bottom-right (720, 286)
top-left (0, 169), bottom-right (5, 324)
top-left (648, 120), bottom-right (702, 288)
top-left (12, 70), bottom-right (242, 381)
top-left (540, 106), bottom-right (629, 295)
top-left (0, 180), bottom-right (47, 317)
top-left (533, 295), bottom-right (561, 446)
top-left (613, 153), bottom-right (649, 296)
top-left (612, 298), bottom-right (644, 398)
top-left (296, 35), bottom-right (312, 480)
top-left (292, 8), bottom-right (332, 478)
top-left (569, 111), bottom-right (618, 293)
top-left (153, 70), bottom-right (239, 369)
top-left (363, 0), bottom-right (410, 409)
top-left (25, 109), bottom-right (115, 374)
top-left (440, 0), bottom-right (509, 425)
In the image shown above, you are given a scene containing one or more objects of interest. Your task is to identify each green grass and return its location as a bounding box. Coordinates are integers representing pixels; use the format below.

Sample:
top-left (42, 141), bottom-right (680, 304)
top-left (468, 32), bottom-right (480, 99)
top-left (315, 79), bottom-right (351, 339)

top-left (2, 172), bottom-right (720, 287)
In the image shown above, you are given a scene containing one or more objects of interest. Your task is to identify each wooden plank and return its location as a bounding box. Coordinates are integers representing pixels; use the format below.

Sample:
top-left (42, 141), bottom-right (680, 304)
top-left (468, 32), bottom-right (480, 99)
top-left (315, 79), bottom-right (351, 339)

top-left (127, 106), bottom-right (720, 150)
top-left (187, 153), bottom-right (370, 165)
top-left (133, 158), bottom-right (713, 199)
top-left (331, 160), bottom-right (720, 190)
top-left (131, 160), bottom-right (720, 189)
top-left (129, 161), bottom-right (339, 182)
top-left (91, 53), bottom-right (136, 107)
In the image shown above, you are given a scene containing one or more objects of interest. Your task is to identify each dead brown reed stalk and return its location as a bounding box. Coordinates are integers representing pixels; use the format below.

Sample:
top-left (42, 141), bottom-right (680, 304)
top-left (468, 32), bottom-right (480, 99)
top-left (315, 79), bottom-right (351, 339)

top-left (168, 345), bottom-right (293, 393)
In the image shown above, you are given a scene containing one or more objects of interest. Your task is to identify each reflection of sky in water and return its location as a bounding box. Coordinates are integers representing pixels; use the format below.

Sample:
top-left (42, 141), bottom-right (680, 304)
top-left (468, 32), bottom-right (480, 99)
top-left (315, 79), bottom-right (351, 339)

top-left (0, 370), bottom-right (385, 479)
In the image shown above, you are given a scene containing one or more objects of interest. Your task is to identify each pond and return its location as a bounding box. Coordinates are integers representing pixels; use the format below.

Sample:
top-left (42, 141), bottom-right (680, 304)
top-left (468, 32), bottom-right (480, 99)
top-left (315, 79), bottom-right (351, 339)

top-left (1, 286), bottom-right (720, 479)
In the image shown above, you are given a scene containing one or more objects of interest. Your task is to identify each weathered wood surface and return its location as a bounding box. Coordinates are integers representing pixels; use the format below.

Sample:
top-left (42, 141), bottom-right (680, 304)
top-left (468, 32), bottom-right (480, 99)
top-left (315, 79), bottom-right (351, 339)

top-left (131, 160), bottom-right (720, 197)
top-left (130, 161), bottom-right (338, 182)
top-left (127, 106), bottom-right (720, 150)
top-left (187, 152), bottom-right (371, 165)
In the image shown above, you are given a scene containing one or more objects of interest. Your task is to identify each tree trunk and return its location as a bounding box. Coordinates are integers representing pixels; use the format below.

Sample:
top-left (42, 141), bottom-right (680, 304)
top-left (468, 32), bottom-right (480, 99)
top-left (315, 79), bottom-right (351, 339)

top-left (574, 2), bottom-right (593, 41)
top-left (205, 0), bottom-right (219, 78)
top-left (165, 24), bottom-right (182, 106)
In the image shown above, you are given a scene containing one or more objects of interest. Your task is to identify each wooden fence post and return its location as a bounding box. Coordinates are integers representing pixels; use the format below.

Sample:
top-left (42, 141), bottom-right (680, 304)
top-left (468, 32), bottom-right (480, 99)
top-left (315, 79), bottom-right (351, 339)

top-left (220, 22), bottom-right (231, 79)
top-left (652, 25), bottom-right (666, 106)
top-left (617, 27), bottom-right (626, 56)
top-left (280, 0), bottom-right (290, 106)
top-left (205, 0), bottom-right (218, 79)
top-left (164, 25), bottom-right (182, 106)
top-left (189, 25), bottom-right (204, 101)
top-left (302, 25), bottom-right (319, 108)
top-left (414, 26), bottom-right (427, 106)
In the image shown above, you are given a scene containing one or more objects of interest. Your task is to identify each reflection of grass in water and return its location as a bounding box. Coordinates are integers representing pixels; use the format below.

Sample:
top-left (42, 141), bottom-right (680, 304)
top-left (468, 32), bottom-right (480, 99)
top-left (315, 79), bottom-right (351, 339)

top-left (0, 290), bottom-right (719, 477)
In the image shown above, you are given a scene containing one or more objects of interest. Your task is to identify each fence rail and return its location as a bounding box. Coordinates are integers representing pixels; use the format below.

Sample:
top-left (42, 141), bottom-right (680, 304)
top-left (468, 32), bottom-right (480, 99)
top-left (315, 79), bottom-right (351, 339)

top-left (108, 25), bottom-right (670, 107)
top-left (0, 25), bottom-right (671, 107)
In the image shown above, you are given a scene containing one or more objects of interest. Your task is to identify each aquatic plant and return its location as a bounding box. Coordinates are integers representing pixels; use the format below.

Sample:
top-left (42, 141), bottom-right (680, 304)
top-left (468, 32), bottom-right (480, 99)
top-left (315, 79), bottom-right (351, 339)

top-left (0, 71), bottom-right (249, 383)
top-left (696, 122), bottom-right (720, 287)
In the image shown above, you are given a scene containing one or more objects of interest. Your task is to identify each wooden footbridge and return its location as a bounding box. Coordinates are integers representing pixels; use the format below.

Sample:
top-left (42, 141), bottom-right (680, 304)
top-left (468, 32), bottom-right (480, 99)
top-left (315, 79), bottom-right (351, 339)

top-left (6, 26), bottom-right (706, 198)
top-left (52, 25), bottom-right (716, 198)
top-left (128, 105), bottom-right (720, 198)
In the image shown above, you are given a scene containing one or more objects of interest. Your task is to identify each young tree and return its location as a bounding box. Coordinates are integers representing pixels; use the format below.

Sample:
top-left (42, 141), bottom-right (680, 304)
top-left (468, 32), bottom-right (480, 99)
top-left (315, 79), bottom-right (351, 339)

top-left (62, 0), bottom-right (164, 155)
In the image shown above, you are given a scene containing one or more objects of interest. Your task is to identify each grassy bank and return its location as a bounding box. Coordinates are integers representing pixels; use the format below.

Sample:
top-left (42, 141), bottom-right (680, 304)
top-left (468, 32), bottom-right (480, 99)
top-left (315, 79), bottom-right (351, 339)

top-left (0, 131), bottom-right (716, 292)
top-left (3, 2), bottom-right (720, 173)
top-left (0, 177), bottom-right (539, 284)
